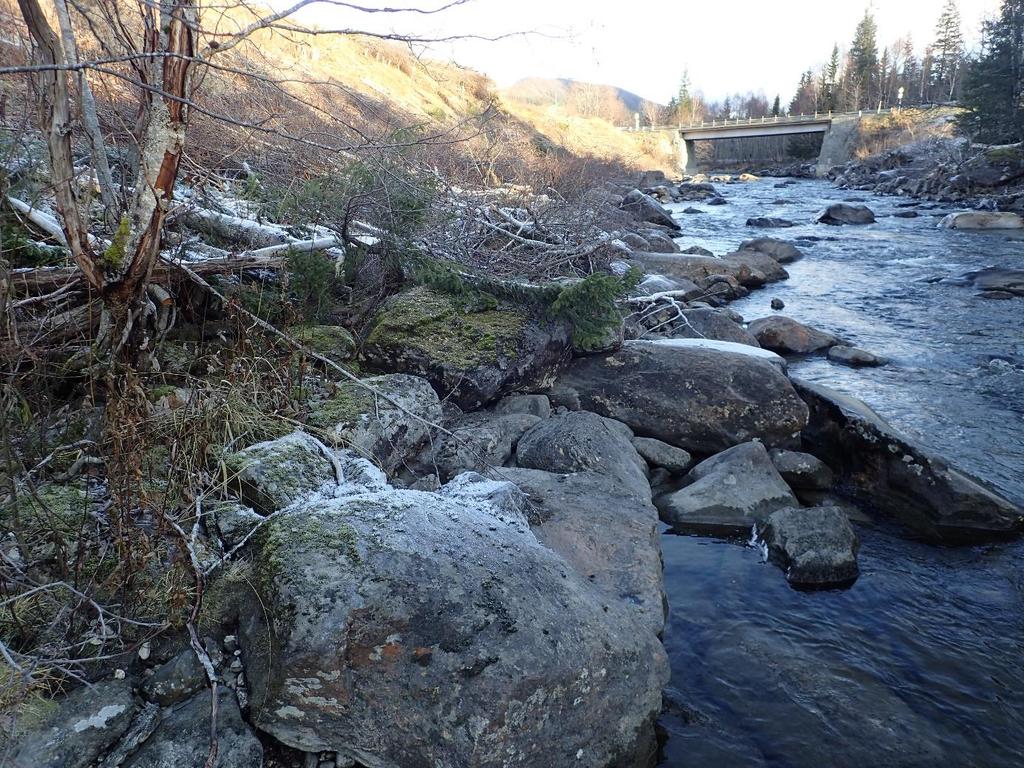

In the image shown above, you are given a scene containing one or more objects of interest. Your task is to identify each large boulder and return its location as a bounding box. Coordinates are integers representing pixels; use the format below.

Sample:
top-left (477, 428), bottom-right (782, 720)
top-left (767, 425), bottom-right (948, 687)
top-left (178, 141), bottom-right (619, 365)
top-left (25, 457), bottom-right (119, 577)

top-left (123, 690), bottom-right (263, 768)
top-left (671, 307), bottom-right (760, 347)
top-left (362, 287), bottom-right (571, 410)
top-left (631, 437), bottom-right (692, 474)
top-left (747, 315), bottom-right (840, 355)
top-left (795, 379), bottom-right (1024, 541)
top-left (738, 237), bottom-right (804, 263)
top-left (619, 189), bottom-right (681, 230)
top-left (516, 411), bottom-right (651, 499)
top-left (307, 373), bottom-right (442, 473)
top-left (939, 211), bottom-right (1024, 230)
top-left (550, 340), bottom-right (807, 453)
top-left (759, 506), bottom-right (860, 588)
top-left (497, 467), bottom-right (667, 638)
top-left (5, 679), bottom-right (135, 768)
top-left (816, 203), bottom-right (876, 225)
top-left (769, 448), bottom-right (834, 491)
top-left (656, 441), bottom-right (798, 535)
top-left (238, 465), bottom-right (667, 768)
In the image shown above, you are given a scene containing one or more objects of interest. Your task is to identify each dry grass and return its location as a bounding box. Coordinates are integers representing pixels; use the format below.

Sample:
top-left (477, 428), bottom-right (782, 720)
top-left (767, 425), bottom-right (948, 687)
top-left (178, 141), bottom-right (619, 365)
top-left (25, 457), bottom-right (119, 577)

top-left (853, 107), bottom-right (962, 160)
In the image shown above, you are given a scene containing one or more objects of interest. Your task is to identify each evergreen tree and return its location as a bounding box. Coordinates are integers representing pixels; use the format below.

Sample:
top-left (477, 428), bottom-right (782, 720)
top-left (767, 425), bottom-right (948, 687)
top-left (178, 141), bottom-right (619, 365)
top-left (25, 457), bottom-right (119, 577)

top-left (821, 43), bottom-right (843, 111)
top-left (675, 70), bottom-right (694, 123)
top-left (930, 0), bottom-right (965, 101)
top-left (900, 37), bottom-right (920, 105)
top-left (960, 0), bottom-right (1024, 142)
top-left (771, 94), bottom-right (781, 116)
top-left (850, 9), bottom-right (880, 109)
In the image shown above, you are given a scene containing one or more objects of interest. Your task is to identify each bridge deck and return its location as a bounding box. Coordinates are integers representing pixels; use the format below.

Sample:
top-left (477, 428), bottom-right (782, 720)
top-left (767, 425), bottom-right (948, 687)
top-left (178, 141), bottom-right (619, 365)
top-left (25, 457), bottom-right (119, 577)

top-left (622, 109), bottom-right (890, 138)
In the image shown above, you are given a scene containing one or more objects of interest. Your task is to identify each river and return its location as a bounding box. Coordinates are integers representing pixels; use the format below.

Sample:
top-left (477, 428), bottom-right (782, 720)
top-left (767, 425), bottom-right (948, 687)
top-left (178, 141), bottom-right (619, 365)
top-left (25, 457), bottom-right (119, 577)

top-left (655, 178), bottom-right (1024, 767)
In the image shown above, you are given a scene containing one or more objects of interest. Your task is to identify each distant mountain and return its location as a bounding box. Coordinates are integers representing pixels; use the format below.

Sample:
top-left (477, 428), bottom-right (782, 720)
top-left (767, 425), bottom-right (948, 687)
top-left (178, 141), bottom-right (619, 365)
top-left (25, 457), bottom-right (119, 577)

top-left (503, 78), bottom-right (662, 124)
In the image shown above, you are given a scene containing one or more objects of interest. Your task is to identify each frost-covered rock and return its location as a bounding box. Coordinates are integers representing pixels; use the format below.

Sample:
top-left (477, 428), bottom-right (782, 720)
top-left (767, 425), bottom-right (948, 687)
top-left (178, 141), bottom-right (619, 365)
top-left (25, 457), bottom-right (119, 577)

top-left (237, 467), bottom-right (667, 768)
top-left (223, 431), bottom-right (336, 515)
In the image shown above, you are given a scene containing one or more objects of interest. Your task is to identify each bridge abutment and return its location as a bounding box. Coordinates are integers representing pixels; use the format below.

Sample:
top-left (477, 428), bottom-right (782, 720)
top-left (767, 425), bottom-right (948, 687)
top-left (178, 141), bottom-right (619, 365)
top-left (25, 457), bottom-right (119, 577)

top-left (679, 139), bottom-right (698, 175)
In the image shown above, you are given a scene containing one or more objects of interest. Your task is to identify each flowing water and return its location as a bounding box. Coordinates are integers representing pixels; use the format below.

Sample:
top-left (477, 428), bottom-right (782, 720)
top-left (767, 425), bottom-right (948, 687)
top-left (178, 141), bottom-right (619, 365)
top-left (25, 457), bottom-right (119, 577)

top-left (655, 179), bottom-right (1024, 767)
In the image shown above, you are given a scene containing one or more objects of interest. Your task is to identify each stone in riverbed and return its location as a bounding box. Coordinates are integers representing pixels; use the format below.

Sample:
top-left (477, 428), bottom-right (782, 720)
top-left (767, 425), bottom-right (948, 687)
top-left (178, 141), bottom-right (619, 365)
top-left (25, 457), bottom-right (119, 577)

top-left (747, 315), bottom-right (840, 355)
top-left (681, 245), bottom-right (714, 256)
top-left (549, 339), bottom-right (808, 454)
top-left (676, 181), bottom-right (718, 201)
top-left (771, 297), bottom-right (785, 310)
top-left (816, 203), bottom-right (876, 225)
top-left (362, 286), bottom-right (572, 410)
top-left (960, 267), bottom-right (1024, 296)
top-left (746, 217), bottom-right (794, 228)
top-left (738, 237), bottom-right (804, 263)
top-left (656, 441), bottom-right (798, 535)
top-left (939, 211), bottom-right (1024, 229)
top-left (759, 506), bottom-right (860, 588)
top-left (516, 411), bottom-right (650, 499)
top-left (827, 344), bottom-right (887, 367)
top-left (238, 466), bottom-right (667, 768)
top-left (795, 379), bottom-right (1024, 541)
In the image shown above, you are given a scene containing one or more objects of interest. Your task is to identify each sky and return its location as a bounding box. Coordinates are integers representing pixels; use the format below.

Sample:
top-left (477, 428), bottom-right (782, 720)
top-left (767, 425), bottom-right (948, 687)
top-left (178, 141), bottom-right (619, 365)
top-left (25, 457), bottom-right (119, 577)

top-left (291, 0), bottom-right (1002, 104)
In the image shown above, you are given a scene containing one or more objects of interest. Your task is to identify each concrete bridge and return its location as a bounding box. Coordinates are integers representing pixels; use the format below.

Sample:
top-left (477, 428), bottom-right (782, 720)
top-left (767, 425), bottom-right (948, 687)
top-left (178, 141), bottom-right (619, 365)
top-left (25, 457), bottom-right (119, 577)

top-left (624, 110), bottom-right (890, 176)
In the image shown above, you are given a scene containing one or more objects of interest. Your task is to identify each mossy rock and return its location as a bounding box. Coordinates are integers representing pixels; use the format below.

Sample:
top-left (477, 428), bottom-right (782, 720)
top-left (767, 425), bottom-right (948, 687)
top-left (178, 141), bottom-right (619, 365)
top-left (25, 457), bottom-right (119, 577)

top-left (221, 431), bottom-right (337, 515)
top-left (295, 324), bottom-right (357, 363)
top-left (306, 373), bottom-right (441, 473)
top-left (362, 286), bottom-right (571, 409)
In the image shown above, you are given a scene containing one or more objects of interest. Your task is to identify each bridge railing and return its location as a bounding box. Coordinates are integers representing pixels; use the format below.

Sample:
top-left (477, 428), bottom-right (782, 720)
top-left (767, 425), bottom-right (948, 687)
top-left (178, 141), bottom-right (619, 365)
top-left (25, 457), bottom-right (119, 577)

top-left (621, 108), bottom-right (893, 132)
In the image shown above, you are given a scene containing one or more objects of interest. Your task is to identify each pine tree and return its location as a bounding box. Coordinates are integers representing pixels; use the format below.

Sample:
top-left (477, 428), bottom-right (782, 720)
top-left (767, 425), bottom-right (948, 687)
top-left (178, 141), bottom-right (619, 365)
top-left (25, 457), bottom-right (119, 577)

top-left (676, 70), bottom-right (694, 123)
top-left (822, 43), bottom-right (842, 111)
top-left (931, 0), bottom-right (965, 101)
top-left (850, 9), bottom-right (880, 109)
top-left (960, 0), bottom-right (1024, 142)
top-left (771, 94), bottom-right (781, 116)
top-left (900, 37), bottom-right (920, 105)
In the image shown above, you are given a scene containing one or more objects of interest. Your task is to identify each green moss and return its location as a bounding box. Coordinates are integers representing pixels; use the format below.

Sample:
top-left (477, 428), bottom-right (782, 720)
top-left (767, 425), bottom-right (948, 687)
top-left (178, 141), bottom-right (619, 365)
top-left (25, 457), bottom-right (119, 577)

top-left (307, 384), bottom-right (373, 432)
top-left (366, 286), bottom-right (527, 368)
top-left (101, 215), bottom-right (131, 269)
top-left (146, 384), bottom-right (179, 402)
top-left (294, 324), bottom-right (357, 361)
top-left (984, 145), bottom-right (1024, 163)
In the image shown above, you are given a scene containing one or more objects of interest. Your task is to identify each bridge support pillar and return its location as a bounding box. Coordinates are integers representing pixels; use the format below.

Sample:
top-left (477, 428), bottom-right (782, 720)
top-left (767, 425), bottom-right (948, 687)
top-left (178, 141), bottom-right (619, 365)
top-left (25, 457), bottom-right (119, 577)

top-left (680, 139), bottom-right (698, 175)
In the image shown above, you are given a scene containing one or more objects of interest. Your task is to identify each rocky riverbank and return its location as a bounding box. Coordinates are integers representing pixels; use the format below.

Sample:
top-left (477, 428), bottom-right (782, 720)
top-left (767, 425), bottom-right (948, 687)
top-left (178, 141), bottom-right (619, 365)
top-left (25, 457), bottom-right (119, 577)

top-left (828, 136), bottom-right (1024, 212)
top-left (5, 176), bottom-right (1023, 768)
